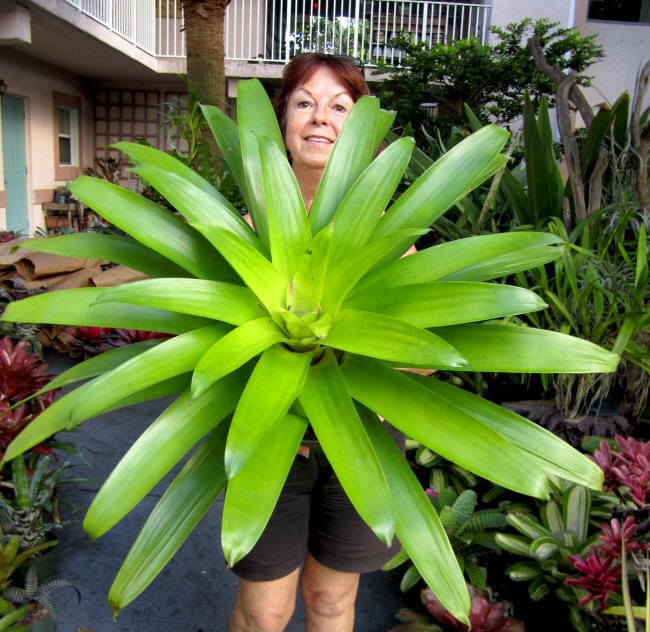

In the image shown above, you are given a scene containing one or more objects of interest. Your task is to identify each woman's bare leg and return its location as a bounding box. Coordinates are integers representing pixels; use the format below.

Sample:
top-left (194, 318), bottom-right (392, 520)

top-left (300, 554), bottom-right (360, 632)
top-left (229, 568), bottom-right (300, 632)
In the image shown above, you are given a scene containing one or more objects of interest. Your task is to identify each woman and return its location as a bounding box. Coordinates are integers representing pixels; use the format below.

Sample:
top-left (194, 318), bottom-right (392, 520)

top-left (228, 54), bottom-right (401, 632)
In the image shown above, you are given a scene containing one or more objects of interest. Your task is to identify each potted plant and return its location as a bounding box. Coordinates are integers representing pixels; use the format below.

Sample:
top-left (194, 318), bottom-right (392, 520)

top-left (2, 80), bottom-right (617, 624)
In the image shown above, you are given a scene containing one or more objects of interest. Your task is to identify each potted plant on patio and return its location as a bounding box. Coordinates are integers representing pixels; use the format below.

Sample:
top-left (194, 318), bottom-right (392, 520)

top-left (1, 80), bottom-right (617, 624)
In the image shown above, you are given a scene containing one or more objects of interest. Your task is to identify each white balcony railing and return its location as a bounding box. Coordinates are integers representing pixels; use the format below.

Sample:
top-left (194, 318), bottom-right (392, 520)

top-left (63, 0), bottom-right (156, 54)
top-left (63, 0), bottom-right (491, 66)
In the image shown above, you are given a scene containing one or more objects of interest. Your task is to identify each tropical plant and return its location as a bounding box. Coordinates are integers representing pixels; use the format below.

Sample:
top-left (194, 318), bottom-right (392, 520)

top-left (494, 479), bottom-right (619, 631)
top-left (514, 211), bottom-right (649, 419)
top-left (0, 605), bottom-right (34, 632)
top-left (387, 487), bottom-right (508, 592)
top-left (392, 584), bottom-right (524, 632)
top-left (0, 338), bottom-right (58, 460)
top-left (407, 440), bottom-right (480, 495)
top-left (0, 454), bottom-right (67, 550)
top-left (0, 533), bottom-right (57, 593)
top-left (2, 566), bottom-right (78, 627)
top-left (1, 80), bottom-right (617, 623)
top-left (593, 436), bottom-right (650, 509)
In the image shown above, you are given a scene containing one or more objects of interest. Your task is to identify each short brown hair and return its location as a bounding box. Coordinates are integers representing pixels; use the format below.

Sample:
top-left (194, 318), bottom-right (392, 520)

top-left (273, 54), bottom-right (371, 133)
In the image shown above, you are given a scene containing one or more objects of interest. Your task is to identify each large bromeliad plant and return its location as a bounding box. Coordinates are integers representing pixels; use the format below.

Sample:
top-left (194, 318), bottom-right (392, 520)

top-left (1, 81), bottom-right (617, 624)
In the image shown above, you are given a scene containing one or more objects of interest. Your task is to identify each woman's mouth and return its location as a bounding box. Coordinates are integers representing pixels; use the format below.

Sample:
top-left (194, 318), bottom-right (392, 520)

top-left (304, 136), bottom-right (333, 144)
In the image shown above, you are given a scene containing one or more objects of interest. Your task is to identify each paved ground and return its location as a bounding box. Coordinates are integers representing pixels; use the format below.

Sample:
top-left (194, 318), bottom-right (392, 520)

top-left (45, 352), bottom-right (405, 631)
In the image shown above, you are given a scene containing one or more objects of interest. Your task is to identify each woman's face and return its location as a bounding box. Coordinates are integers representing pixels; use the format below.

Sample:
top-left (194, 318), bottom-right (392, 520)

top-left (284, 66), bottom-right (356, 174)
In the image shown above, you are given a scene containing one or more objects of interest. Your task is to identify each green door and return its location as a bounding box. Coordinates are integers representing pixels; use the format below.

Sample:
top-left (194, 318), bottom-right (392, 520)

top-left (2, 95), bottom-right (29, 233)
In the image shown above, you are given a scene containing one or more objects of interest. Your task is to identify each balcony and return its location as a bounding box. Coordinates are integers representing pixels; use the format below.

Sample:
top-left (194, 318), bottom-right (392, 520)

top-left (62, 0), bottom-right (492, 67)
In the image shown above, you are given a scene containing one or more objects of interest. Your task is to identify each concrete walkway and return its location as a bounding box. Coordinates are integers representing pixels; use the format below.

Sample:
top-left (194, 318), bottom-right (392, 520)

top-left (46, 352), bottom-right (404, 631)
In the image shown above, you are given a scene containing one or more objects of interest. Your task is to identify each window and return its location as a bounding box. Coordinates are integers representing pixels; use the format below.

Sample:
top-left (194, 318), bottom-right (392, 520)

top-left (588, 0), bottom-right (650, 24)
top-left (53, 92), bottom-right (82, 180)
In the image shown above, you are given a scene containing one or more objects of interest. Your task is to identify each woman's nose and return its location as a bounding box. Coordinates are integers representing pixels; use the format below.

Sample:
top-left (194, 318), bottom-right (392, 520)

top-left (312, 104), bottom-right (329, 124)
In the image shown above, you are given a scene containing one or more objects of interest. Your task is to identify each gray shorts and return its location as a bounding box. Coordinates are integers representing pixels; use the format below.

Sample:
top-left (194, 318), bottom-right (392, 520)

top-left (230, 434), bottom-right (403, 582)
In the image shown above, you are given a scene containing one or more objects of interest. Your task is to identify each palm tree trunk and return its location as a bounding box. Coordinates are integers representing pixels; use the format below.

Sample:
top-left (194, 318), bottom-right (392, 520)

top-left (182, 0), bottom-right (230, 110)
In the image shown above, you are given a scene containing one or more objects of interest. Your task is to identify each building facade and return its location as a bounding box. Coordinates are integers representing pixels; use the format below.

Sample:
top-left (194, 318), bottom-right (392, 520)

top-left (0, 0), bottom-right (648, 233)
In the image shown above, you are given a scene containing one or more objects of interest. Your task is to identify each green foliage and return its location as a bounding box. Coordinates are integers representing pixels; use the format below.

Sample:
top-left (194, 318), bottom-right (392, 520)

top-left (409, 440), bottom-right (479, 495)
top-left (376, 18), bottom-right (603, 141)
top-left (515, 211), bottom-right (649, 418)
top-left (144, 94), bottom-right (245, 212)
top-left (0, 454), bottom-right (67, 551)
top-left (386, 486), bottom-right (508, 591)
top-left (494, 480), bottom-right (618, 629)
top-left (0, 81), bottom-right (617, 624)
top-left (2, 566), bottom-right (78, 626)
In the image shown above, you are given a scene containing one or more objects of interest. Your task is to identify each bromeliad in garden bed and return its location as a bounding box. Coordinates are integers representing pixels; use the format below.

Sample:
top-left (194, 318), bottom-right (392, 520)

top-left (1, 80), bottom-right (618, 624)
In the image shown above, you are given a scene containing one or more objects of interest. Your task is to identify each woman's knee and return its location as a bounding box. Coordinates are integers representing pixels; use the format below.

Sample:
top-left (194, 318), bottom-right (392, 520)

top-left (230, 573), bottom-right (298, 632)
top-left (301, 584), bottom-right (352, 619)
top-left (230, 602), bottom-right (295, 632)
top-left (299, 559), bottom-right (359, 621)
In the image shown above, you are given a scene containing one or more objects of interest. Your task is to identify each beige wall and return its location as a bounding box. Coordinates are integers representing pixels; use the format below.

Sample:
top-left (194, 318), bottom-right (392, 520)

top-left (574, 0), bottom-right (650, 110)
top-left (488, 0), bottom-right (574, 43)
top-left (0, 48), bottom-right (94, 233)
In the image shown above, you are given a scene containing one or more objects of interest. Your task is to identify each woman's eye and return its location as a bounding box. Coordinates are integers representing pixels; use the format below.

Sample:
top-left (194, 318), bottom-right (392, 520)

top-left (296, 100), bottom-right (311, 109)
top-left (333, 104), bottom-right (348, 113)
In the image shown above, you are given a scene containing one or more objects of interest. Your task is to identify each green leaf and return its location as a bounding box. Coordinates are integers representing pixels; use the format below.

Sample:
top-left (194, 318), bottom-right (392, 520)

top-left (506, 513), bottom-right (551, 540)
top-left (400, 564), bottom-right (422, 593)
top-left (529, 535), bottom-right (559, 560)
top-left (563, 485), bottom-right (591, 542)
top-left (309, 96), bottom-right (381, 233)
top-left (85, 371), bottom-right (246, 539)
top-left (222, 413), bottom-right (307, 566)
top-left (497, 534), bottom-right (533, 557)
top-left (373, 108), bottom-right (397, 153)
top-left (0, 605), bottom-right (34, 631)
top-left (105, 374), bottom-right (191, 411)
top-left (360, 407), bottom-right (470, 625)
top-left (353, 232), bottom-right (564, 296)
top-left (196, 226), bottom-right (287, 311)
top-left (323, 228), bottom-right (428, 313)
top-left (603, 606), bottom-right (647, 620)
top-left (130, 163), bottom-right (264, 255)
top-left (20, 233), bottom-right (190, 278)
top-left (287, 224), bottom-right (334, 314)
top-left (430, 323), bottom-right (619, 373)
top-left (2, 288), bottom-right (212, 334)
top-left (237, 79), bottom-right (286, 248)
top-left (201, 104), bottom-right (252, 211)
top-left (506, 561), bottom-right (543, 582)
top-left (68, 177), bottom-right (228, 280)
top-left (409, 376), bottom-right (603, 490)
top-left (523, 95), bottom-right (563, 224)
top-left (34, 339), bottom-right (164, 395)
top-left (95, 279), bottom-right (265, 326)
top-left (114, 141), bottom-right (224, 202)
top-left (3, 373), bottom-right (191, 463)
top-left (258, 135), bottom-right (311, 279)
top-left (374, 125), bottom-right (509, 237)
top-left (345, 282), bottom-right (547, 327)
top-left (330, 137), bottom-right (415, 260)
top-left (341, 355), bottom-right (550, 498)
top-left (109, 424), bottom-right (229, 613)
top-left (192, 317), bottom-right (286, 397)
top-left (225, 345), bottom-right (312, 478)
top-left (501, 169), bottom-right (533, 225)
top-left (298, 350), bottom-right (395, 545)
top-left (325, 309), bottom-right (467, 367)
top-left (69, 325), bottom-right (229, 427)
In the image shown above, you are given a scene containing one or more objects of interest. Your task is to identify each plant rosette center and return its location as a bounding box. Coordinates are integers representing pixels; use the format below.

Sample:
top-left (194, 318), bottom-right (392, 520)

top-left (271, 309), bottom-right (332, 352)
